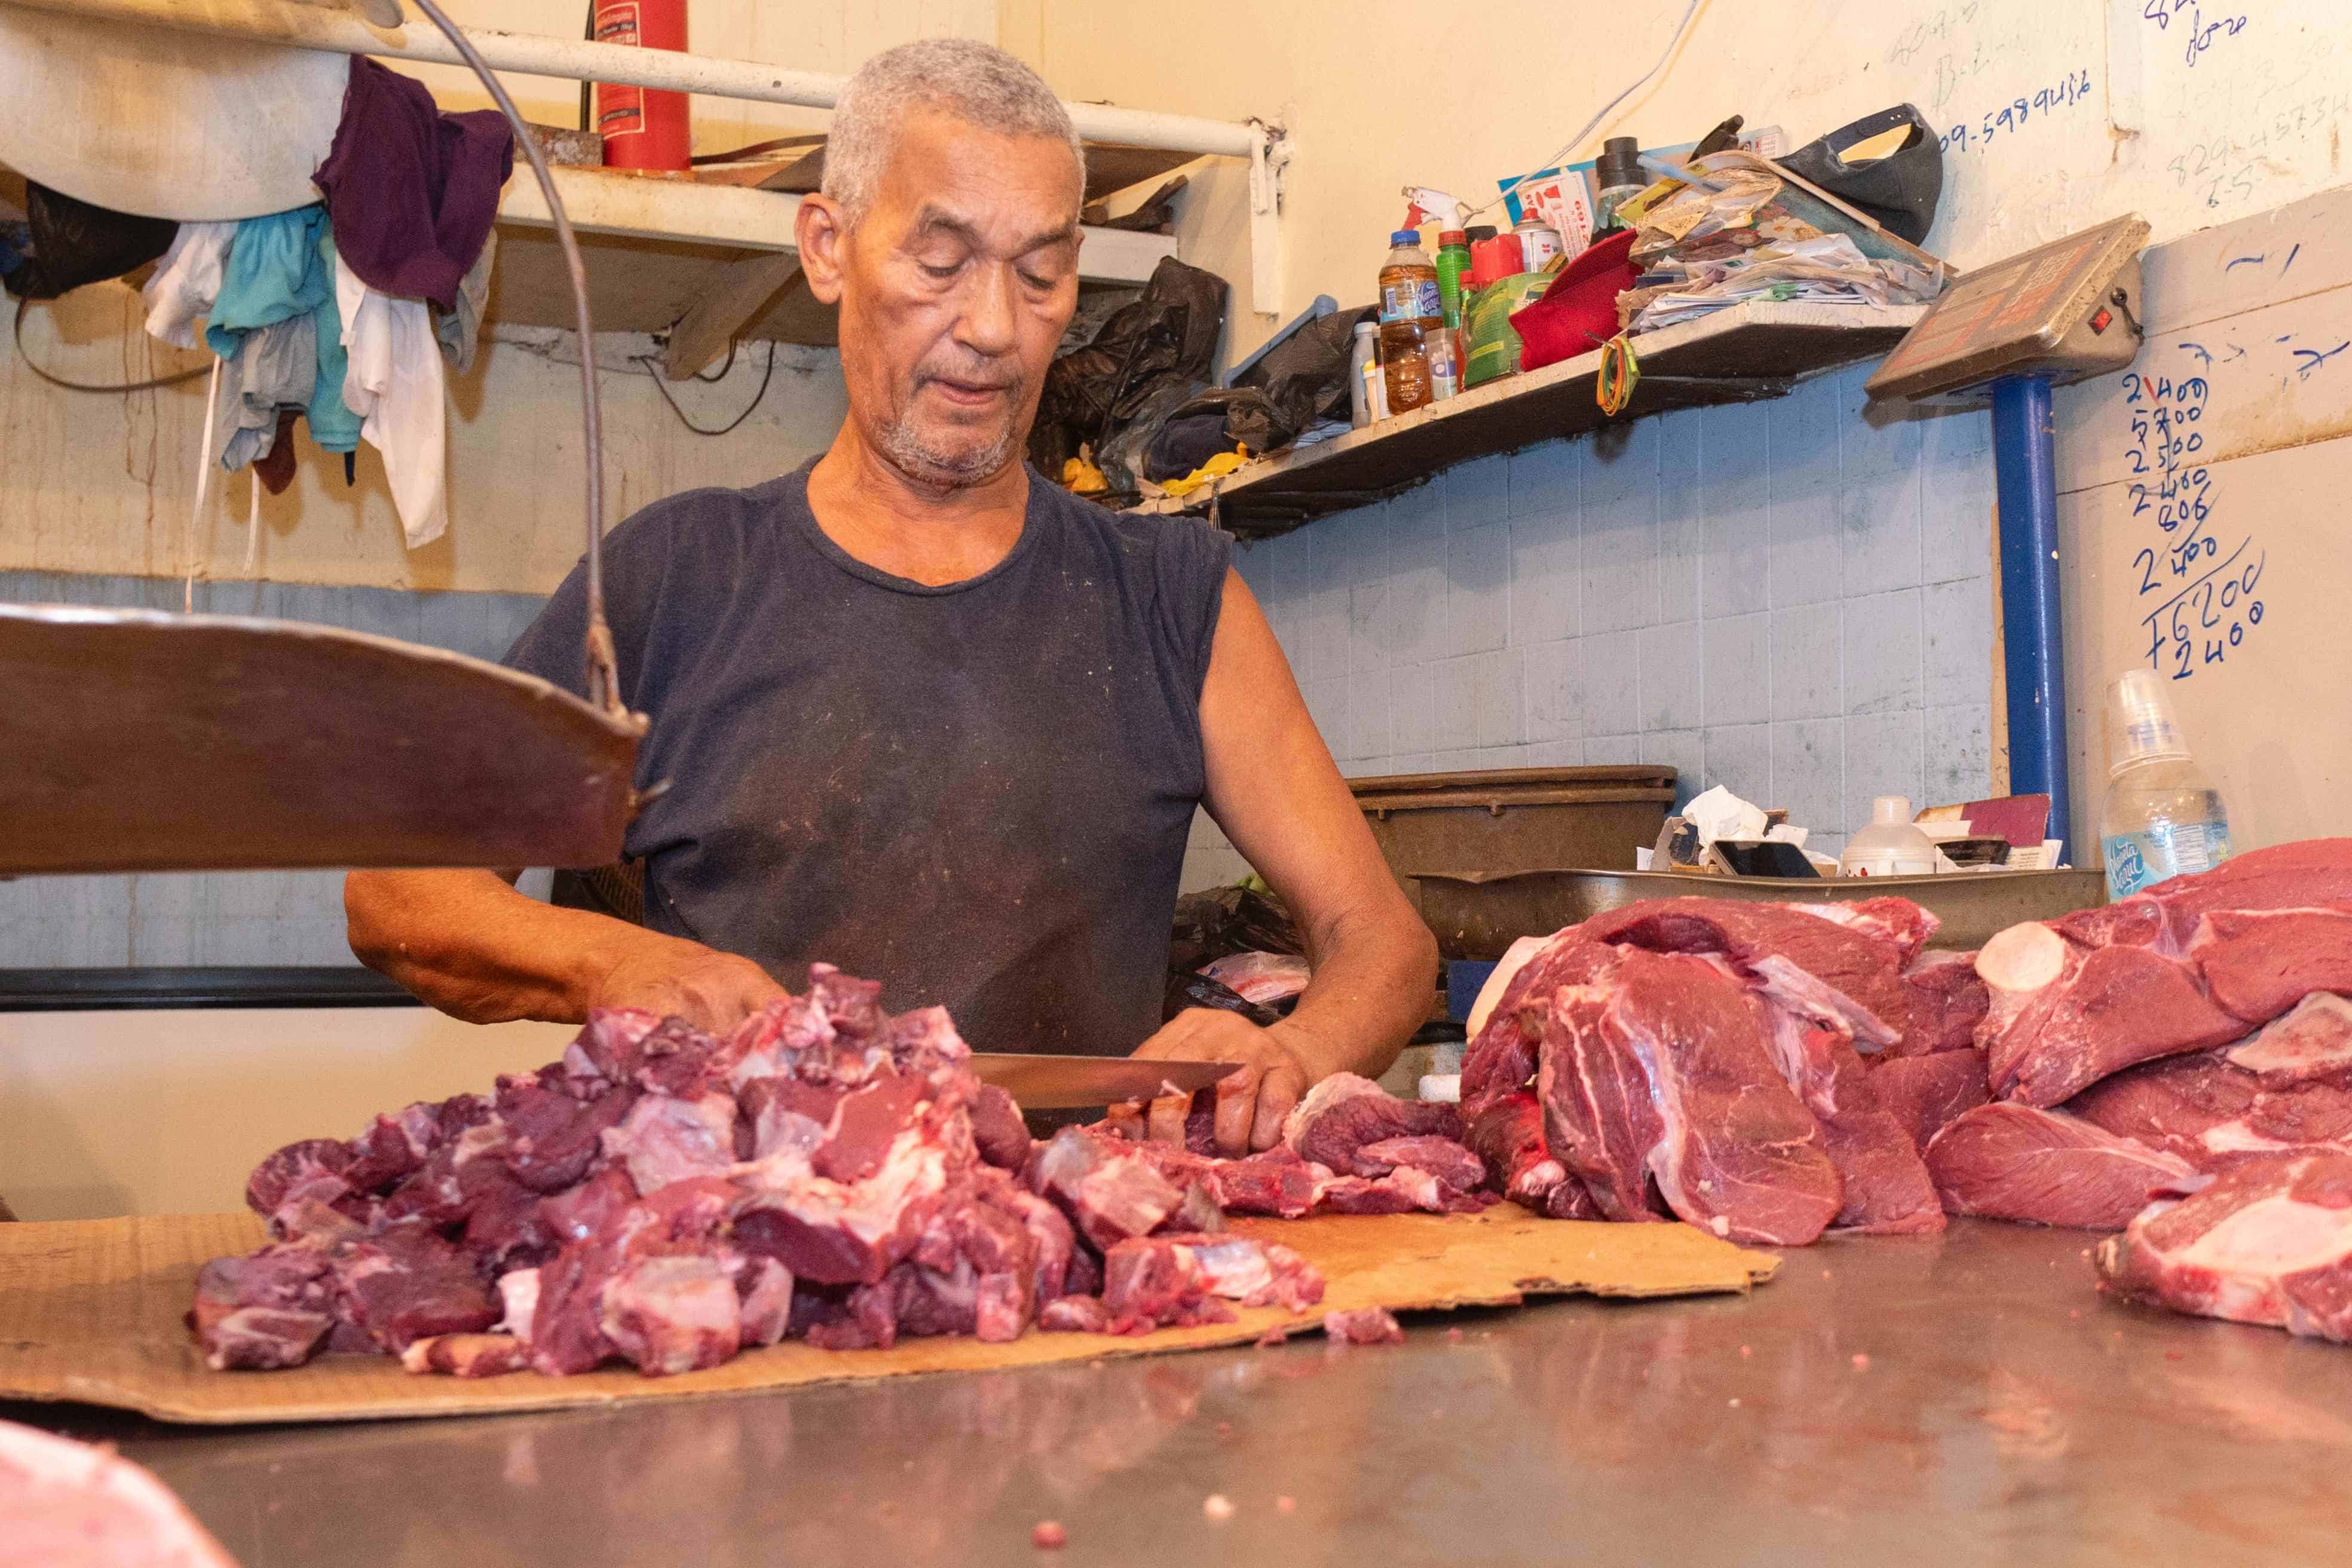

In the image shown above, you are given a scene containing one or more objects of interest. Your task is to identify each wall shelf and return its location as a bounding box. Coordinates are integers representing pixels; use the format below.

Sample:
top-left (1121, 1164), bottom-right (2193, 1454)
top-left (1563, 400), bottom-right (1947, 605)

top-left (487, 161), bottom-right (1181, 357)
top-left (1127, 300), bottom-right (1929, 537)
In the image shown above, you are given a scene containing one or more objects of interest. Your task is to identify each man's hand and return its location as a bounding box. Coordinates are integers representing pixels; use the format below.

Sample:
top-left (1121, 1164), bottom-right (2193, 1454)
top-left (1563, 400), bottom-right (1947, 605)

top-left (1126, 1009), bottom-right (1327, 1156)
top-left (583, 936), bottom-right (788, 1035)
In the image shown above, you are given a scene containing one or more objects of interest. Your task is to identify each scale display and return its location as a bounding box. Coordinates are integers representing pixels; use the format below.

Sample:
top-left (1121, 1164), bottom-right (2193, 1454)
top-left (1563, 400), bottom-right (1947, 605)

top-left (1867, 214), bottom-right (2148, 403)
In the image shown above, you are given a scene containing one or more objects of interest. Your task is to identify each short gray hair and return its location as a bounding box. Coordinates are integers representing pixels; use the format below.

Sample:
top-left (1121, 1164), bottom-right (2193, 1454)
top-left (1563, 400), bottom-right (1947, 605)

top-left (823, 39), bottom-right (1086, 227)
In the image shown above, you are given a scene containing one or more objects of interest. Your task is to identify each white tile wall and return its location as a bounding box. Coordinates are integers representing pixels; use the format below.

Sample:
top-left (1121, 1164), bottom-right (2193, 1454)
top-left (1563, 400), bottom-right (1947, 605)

top-left (1196, 362), bottom-right (1999, 887)
top-left (0, 574), bottom-right (549, 969)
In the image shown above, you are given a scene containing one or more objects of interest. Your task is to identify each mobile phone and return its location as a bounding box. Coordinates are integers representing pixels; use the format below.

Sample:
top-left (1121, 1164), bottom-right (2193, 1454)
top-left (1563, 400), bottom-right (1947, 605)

top-left (1704, 838), bottom-right (1822, 879)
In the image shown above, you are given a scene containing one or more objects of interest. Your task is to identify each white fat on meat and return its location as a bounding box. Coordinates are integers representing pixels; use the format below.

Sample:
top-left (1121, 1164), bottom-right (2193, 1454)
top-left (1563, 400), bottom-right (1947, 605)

top-left (733, 1128), bottom-right (950, 1250)
top-left (2172, 1195), bottom-right (2352, 1328)
top-left (1466, 935), bottom-right (1553, 1040)
top-left (601, 1093), bottom-right (737, 1196)
top-left (0, 1417), bottom-right (240, 1568)
top-left (495, 1268), bottom-right (541, 1344)
top-left (2226, 993), bottom-right (2352, 1084)
top-left (1748, 954), bottom-right (1900, 1050)
top-left (598, 1255), bottom-right (742, 1376)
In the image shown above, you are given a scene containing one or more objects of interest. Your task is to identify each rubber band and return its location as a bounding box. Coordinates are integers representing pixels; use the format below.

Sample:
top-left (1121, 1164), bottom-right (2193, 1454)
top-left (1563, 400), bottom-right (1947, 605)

top-left (1597, 333), bottom-right (1640, 416)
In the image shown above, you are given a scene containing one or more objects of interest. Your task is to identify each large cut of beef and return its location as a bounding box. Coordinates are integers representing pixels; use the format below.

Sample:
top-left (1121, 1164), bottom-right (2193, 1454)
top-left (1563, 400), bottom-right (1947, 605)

top-left (1464, 894), bottom-right (1949, 1245)
top-left (1868, 1049), bottom-right (1989, 1153)
top-left (1975, 839), bottom-right (2352, 1110)
top-left (2097, 1151), bottom-right (2352, 1342)
top-left (1924, 1103), bottom-right (2198, 1230)
top-left (192, 966), bottom-right (1382, 1377)
top-left (2064, 1042), bottom-right (2352, 1171)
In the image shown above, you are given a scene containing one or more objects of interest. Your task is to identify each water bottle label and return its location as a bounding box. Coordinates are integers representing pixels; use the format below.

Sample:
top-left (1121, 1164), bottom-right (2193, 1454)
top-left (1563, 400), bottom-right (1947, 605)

top-left (1380, 280), bottom-right (1443, 323)
top-left (2103, 822), bottom-right (2232, 898)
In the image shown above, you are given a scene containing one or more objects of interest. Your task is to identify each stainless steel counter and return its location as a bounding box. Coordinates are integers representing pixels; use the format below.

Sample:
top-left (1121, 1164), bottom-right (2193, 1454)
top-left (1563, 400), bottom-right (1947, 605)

top-left (14, 1219), bottom-right (2352, 1565)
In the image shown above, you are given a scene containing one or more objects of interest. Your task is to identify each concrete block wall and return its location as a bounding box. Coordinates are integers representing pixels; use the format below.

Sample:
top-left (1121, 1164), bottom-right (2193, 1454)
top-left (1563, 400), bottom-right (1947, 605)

top-left (0, 573), bottom-right (548, 967)
top-left (1187, 362), bottom-right (1999, 888)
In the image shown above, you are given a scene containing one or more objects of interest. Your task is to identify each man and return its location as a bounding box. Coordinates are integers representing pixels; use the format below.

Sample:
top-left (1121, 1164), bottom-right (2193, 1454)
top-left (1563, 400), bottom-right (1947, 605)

top-left (346, 39), bottom-right (1434, 1154)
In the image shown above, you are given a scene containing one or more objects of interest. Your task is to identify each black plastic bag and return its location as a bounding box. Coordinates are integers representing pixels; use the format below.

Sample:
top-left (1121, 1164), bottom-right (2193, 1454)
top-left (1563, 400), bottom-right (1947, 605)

top-left (1780, 105), bottom-right (1944, 246)
top-left (1169, 884), bottom-right (1303, 972)
top-left (1163, 970), bottom-right (1281, 1028)
top-left (1234, 305), bottom-right (1371, 432)
top-left (1094, 376), bottom-right (1199, 496)
top-left (2, 183), bottom-right (177, 301)
top-left (1030, 255), bottom-right (1227, 476)
top-left (1144, 385), bottom-right (1279, 482)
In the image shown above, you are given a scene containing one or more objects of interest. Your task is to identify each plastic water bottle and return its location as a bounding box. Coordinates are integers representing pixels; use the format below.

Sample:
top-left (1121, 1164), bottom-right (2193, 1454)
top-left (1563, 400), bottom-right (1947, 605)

top-left (2100, 669), bottom-right (2232, 900)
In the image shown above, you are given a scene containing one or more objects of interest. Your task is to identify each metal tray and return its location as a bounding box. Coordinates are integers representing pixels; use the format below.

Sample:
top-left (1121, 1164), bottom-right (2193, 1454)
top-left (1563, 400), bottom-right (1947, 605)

top-left (1410, 867), bottom-right (2108, 959)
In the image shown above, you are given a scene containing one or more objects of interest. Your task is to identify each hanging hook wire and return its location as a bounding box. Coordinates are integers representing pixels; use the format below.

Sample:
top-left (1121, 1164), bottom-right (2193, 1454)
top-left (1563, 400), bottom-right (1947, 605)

top-left (409, 0), bottom-right (629, 722)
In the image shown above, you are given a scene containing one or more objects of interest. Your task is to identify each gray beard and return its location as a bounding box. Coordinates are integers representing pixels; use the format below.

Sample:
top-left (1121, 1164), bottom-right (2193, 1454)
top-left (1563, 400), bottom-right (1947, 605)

top-left (874, 398), bottom-right (1023, 488)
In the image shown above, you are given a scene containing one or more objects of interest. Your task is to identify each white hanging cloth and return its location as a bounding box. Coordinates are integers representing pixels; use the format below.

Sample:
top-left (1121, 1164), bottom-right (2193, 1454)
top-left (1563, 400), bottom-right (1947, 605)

top-left (333, 253), bottom-right (449, 549)
top-left (142, 220), bottom-right (239, 351)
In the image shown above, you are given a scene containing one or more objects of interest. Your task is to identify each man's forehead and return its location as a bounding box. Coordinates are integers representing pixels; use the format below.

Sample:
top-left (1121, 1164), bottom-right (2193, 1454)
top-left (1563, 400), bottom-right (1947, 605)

top-left (905, 202), bottom-right (1079, 256)
top-left (871, 112), bottom-right (1080, 245)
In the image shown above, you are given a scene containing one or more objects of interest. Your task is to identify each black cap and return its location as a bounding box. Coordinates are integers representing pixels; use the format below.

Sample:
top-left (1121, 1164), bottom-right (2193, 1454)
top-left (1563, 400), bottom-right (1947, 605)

top-left (1597, 136), bottom-right (1645, 189)
top-left (1465, 224), bottom-right (1499, 243)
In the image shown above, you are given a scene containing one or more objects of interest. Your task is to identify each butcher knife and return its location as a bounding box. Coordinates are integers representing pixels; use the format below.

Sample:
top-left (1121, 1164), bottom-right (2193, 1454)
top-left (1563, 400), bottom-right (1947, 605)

top-left (969, 1054), bottom-right (1241, 1110)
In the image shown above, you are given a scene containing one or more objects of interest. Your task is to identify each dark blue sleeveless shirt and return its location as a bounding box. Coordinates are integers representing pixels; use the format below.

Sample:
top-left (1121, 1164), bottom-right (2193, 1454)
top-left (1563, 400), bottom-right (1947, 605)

top-left (505, 463), bottom-right (1233, 1056)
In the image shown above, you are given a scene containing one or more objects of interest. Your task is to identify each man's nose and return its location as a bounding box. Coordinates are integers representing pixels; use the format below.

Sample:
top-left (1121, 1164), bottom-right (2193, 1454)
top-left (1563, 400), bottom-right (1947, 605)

top-left (953, 262), bottom-right (1020, 360)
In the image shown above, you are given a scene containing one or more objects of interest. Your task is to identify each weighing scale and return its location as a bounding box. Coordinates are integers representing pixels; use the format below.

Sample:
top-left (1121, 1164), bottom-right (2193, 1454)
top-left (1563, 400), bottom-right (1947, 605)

top-left (1866, 213), bottom-right (2151, 855)
top-left (0, 0), bottom-right (645, 875)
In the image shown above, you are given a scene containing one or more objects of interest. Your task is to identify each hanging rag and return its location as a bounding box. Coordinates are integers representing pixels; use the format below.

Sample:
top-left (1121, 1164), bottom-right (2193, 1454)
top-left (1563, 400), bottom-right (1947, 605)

top-left (313, 56), bottom-right (514, 313)
top-left (433, 224), bottom-right (495, 375)
top-left (1, 182), bottom-right (176, 301)
top-left (333, 252), bottom-right (448, 548)
top-left (213, 311), bottom-right (317, 473)
top-left (307, 219), bottom-right (362, 455)
top-left (203, 207), bottom-right (332, 360)
top-left (253, 408), bottom-right (301, 496)
top-left (142, 220), bottom-right (238, 350)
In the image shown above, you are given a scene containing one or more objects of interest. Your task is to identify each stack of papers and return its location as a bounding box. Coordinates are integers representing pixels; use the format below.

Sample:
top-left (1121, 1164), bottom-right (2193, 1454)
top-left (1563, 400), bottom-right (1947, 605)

top-left (1627, 233), bottom-right (1939, 332)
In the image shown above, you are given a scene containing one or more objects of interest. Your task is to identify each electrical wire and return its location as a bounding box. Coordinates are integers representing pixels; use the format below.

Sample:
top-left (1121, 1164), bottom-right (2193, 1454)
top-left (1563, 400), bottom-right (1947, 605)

top-left (11, 297), bottom-right (211, 394)
top-left (1459, 0), bottom-right (1709, 225)
top-left (633, 340), bottom-right (777, 436)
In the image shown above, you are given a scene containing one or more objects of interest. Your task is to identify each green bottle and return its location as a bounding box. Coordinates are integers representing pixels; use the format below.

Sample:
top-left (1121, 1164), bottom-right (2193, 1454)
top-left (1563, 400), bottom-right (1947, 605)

top-left (1435, 229), bottom-right (1472, 330)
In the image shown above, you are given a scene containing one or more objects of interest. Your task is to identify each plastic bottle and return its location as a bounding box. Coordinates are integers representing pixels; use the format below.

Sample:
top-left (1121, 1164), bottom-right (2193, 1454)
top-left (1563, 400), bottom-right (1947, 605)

top-left (1591, 135), bottom-right (1648, 241)
top-left (1426, 326), bottom-right (1460, 401)
top-left (2100, 669), bottom-right (2234, 899)
top-left (1377, 229), bottom-right (1441, 414)
top-left (1434, 229), bottom-right (1472, 329)
top-left (1348, 320), bottom-right (1381, 427)
top-left (1840, 796), bottom-right (1939, 878)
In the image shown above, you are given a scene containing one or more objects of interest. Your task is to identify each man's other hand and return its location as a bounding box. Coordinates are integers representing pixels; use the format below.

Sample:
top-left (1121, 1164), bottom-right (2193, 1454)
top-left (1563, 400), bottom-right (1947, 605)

top-left (1125, 1009), bottom-right (1326, 1156)
top-left (584, 939), bottom-right (788, 1035)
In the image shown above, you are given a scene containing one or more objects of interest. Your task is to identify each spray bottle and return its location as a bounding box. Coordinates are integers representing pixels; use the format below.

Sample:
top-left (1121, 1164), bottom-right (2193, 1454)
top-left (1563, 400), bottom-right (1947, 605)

top-left (1404, 187), bottom-right (1471, 329)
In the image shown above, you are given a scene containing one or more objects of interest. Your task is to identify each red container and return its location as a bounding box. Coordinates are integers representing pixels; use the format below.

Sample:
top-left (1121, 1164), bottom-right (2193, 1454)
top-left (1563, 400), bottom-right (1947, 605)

top-left (1467, 232), bottom-right (1526, 291)
top-left (594, 0), bottom-right (692, 173)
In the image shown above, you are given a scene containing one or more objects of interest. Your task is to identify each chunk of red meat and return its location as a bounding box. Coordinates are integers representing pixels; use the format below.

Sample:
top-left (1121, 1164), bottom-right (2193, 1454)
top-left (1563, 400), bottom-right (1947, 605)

top-left (1025, 1126), bottom-right (1186, 1251)
top-left (341, 1103), bottom-right (442, 1193)
top-left (188, 1248), bottom-right (335, 1370)
top-left (2189, 908), bottom-right (2352, 1025)
top-left (1924, 1103), bottom-right (2195, 1230)
top-left (1099, 1237), bottom-right (1237, 1333)
top-left (1462, 1091), bottom-right (1568, 1209)
top-left (1038, 1295), bottom-right (1113, 1333)
top-left (1896, 954), bottom-right (1991, 1058)
top-left (1349, 1135), bottom-right (1487, 1193)
top-left (1754, 1002), bottom-right (1943, 1236)
top-left (1583, 898), bottom-right (1913, 1049)
top-left (2097, 1150), bottom-right (2352, 1340)
top-left (244, 1139), bottom-right (354, 1237)
top-left (1282, 1073), bottom-right (1463, 1173)
top-left (1869, 1049), bottom-right (1990, 1153)
top-left (1208, 1147), bottom-right (1327, 1218)
top-left (970, 1082), bottom-right (1034, 1170)
top-left (1323, 1306), bottom-right (1404, 1345)
top-left (498, 1079), bottom-right (642, 1195)
top-left (601, 1252), bottom-right (743, 1375)
top-left (601, 1092), bottom-right (738, 1196)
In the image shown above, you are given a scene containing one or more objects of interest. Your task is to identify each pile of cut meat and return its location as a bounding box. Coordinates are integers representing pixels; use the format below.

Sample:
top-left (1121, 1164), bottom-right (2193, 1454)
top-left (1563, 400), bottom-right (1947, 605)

top-left (1451, 840), bottom-right (2352, 1342)
top-left (192, 966), bottom-right (1497, 1379)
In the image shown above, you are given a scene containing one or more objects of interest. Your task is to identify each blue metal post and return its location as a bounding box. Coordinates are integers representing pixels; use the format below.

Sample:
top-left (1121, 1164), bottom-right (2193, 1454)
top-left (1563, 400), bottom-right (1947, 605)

top-left (1989, 375), bottom-right (2071, 856)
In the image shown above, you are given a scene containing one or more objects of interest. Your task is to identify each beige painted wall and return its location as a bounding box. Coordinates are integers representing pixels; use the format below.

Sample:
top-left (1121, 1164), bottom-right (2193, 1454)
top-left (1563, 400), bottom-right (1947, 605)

top-left (1024, 0), bottom-right (2352, 362)
top-left (0, 0), bottom-right (988, 594)
top-left (0, 1007), bottom-right (575, 1220)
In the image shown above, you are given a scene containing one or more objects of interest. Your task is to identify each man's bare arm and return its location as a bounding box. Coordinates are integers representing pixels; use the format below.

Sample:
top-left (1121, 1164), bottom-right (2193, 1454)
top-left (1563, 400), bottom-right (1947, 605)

top-left (1129, 568), bottom-right (1438, 1152)
top-left (344, 869), bottom-right (785, 1033)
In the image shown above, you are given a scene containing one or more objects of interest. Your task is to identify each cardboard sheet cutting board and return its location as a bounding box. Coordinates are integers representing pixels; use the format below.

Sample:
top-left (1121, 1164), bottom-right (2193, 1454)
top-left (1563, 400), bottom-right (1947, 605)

top-left (0, 1206), bottom-right (1778, 1426)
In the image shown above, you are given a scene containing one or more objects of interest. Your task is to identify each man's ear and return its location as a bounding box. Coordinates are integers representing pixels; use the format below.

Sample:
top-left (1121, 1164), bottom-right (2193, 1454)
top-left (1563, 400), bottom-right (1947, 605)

top-left (796, 195), bottom-right (850, 306)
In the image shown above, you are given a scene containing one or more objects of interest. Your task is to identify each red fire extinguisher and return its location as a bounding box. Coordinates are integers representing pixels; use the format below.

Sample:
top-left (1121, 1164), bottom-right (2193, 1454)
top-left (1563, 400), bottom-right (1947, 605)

top-left (593, 0), bottom-right (691, 173)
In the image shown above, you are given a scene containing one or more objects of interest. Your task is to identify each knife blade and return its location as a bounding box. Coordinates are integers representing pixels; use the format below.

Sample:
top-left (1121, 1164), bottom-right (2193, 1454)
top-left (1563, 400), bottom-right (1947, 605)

top-left (967, 1054), bottom-right (1241, 1110)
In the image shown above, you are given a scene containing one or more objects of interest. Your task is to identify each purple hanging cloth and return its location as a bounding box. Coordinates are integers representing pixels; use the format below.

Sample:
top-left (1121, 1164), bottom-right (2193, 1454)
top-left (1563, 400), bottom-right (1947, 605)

top-left (313, 56), bottom-right (514, 313)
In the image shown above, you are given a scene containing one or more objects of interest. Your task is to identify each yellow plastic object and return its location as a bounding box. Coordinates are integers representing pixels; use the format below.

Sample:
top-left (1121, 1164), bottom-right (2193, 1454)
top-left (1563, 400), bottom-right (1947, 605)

top-left (1160, 445), bottom-right (1251, 499)
top-left (1597, 333), bottom-right (1641, 415)
top-left (1061, 452), bottom-right (1107, 494)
